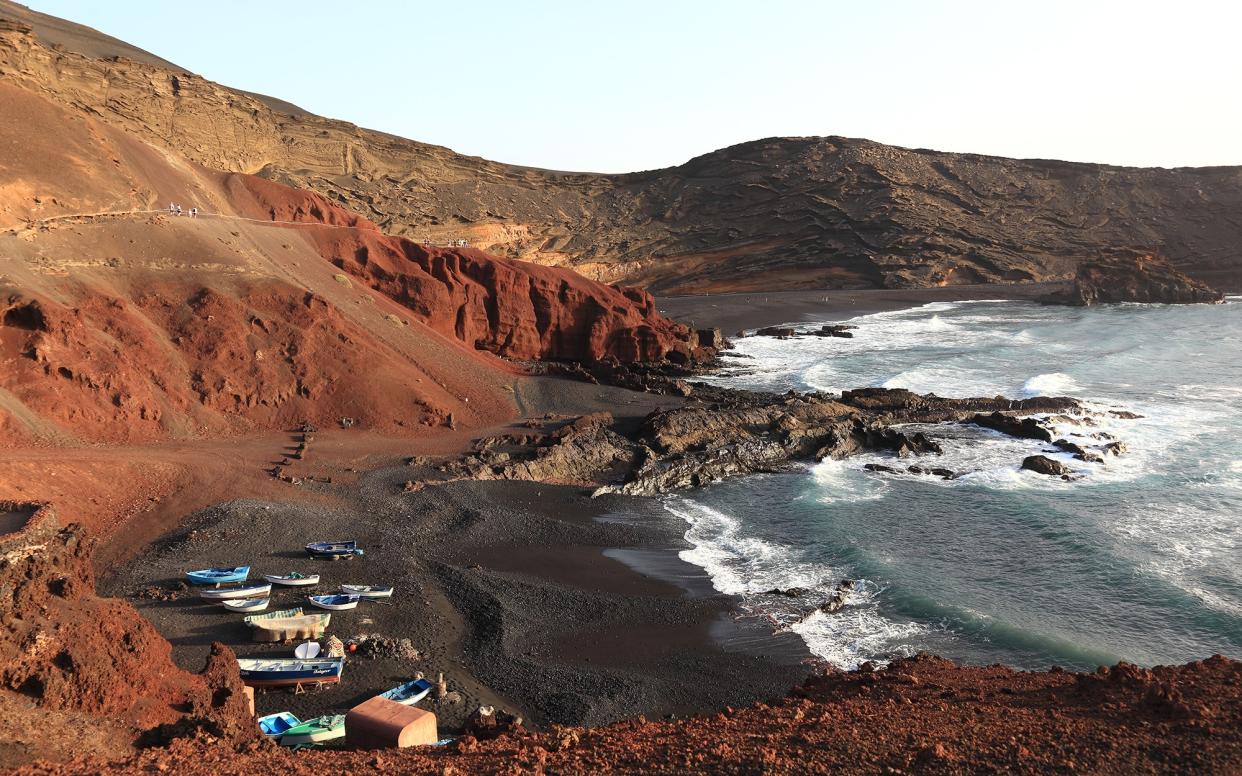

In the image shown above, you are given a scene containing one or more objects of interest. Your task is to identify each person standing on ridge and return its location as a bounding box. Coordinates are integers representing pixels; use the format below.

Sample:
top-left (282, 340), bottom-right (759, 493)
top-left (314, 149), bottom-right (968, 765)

top-left (190, 207), bottom-right (198, 218)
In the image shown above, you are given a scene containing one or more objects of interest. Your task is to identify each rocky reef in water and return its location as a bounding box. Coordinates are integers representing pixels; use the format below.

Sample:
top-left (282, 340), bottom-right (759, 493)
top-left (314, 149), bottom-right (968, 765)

top-left (433, 386), bottom-right (1087, 495)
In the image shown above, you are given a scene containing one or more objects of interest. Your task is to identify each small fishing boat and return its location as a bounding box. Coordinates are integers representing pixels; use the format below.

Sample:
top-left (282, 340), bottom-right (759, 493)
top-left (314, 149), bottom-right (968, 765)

top-left (199, 582), bottom-right (272, 601)
top-left (264, 572), bottom-right (321, 586)
top-left (236, 657), bottom-right (344, 688)
top-left (307, 594), bottom-right (360, 611)
top-left (185, 566), bottom-right (249, 585)
top-left (294, 641), bottom-right (321, 659)
top-left (222, 597), bottom-right (270, 613)
top-left (244, 607), bottom-right (303, 626)
top-left (379, 678), bottom-right (434, 706)
top-left (340, 584), bottom-right (393, 599)
top-left (279, 714), bottom-right (346, 747)
top-left (257, 711), bottom-right (300, 738)
top-left (305, 540), bottom-right (364, 559)
top-left (250, 613), bottom-right (330, 643)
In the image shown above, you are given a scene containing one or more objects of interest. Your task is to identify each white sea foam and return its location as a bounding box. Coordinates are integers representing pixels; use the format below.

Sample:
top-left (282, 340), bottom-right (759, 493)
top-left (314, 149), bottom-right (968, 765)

top-left (664, 497), bottom-right (926, 668)
top-left (811, 458), bottom-right (888, 504)
top-left (1021, 372), bottom-right (1081, 397)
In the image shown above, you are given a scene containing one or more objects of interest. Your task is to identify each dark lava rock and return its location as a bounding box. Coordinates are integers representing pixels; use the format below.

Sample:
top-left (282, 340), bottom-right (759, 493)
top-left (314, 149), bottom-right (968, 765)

top-left (971, 412), bottom-right (1054, 442)
top-left (814, 324), bottom-right (855, 338)
top-left (754, 326), bottom-right (797, 338)
top-left (1043, 254), bottom-right (1225, 306)
top-left (1022, 455), bottom-right (1073, 478)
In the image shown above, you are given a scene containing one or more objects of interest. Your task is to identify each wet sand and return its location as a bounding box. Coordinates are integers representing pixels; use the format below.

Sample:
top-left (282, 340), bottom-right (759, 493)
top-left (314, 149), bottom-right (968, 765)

top-left (657, 282), bottom-right (1061, 333)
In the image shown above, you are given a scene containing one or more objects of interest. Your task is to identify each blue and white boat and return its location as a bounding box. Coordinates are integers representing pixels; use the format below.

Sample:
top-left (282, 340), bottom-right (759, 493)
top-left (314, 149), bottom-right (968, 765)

top-left (379, 678), bottom-right (434, 706)
top-left (257, 711), bottom-right (300, 738)
top-left (236, 657), bottom-right (345, 688)
top-left (305, 540), bottom-right (364, 559)
top-left (185, 566), bottom-right (249, 585)
top-left (199, 582), bottom-right (271, 600)
top-left (307, 594), bottom-right (360, 611)
top-left (340, 584), bottom-right (393, 599)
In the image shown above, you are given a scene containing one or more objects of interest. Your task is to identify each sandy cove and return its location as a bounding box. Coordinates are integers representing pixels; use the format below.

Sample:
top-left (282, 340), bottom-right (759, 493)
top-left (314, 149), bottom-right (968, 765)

top-left (92, 376), bottom-right (808, 736)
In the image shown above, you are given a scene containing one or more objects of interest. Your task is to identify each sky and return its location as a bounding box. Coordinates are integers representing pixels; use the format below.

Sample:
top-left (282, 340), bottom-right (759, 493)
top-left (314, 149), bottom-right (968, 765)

top-left (27, 0), bottom-right (1242, 173)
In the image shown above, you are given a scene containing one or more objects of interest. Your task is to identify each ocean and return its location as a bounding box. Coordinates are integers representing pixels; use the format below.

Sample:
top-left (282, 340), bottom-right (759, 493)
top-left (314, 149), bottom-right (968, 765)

top-left (668, 298), bottom-right (1242, 670)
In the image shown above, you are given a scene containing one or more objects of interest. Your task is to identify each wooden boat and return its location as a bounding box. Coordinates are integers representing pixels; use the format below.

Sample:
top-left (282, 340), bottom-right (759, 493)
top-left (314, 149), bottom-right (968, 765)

top-left (250, 613), bottom-right (330, 643)
top-left (185, 566), bottom-right (249, 585)
top-left (264, 572), bottom-right (320, 586)
top-left (308, 594), bottom-right (360, 611)
top-left (244, 607), bottom-right (303, 626)
top-left (340, 584), bottom-right (393, 599)
top-left (222, 597), bottom-right (270, 613)
top-left (257, 711), bottom-right (300, 738)
top-left (198, 582), bottom-right (272, 600)
top-left (305, 540), bottom-right (364, 559)
top-left (379, 678), bottom-right (433, 706)
top-left (236, 657), bottom-right (344, 688)
top-left (279, 714), bottom-right (345, 747)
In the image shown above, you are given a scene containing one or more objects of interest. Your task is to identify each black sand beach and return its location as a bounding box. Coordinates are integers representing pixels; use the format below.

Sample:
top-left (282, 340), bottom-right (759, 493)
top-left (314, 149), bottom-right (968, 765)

top-left (657, 282), bottom-right (1061, 333)
top-left (101, 393), bottom-right (811, 733)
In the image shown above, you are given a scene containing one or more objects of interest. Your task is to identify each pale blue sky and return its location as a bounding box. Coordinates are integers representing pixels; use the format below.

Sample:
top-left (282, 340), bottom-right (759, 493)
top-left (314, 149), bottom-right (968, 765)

top-left (28, 0), bottom-right (1242, 172)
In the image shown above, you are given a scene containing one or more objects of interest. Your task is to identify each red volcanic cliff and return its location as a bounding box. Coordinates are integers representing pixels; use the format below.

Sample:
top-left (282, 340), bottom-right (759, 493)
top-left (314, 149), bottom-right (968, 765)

top-left (0, 83), bottom-right (706, 444)
top-left (231, 175), bottom-right (700, 364)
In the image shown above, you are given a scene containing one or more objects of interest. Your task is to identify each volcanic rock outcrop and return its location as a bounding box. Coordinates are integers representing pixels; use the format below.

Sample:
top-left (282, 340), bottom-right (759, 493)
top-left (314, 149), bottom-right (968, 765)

top-left (0, 502), bottom-right (257, 768)
top-left (1042, 253), bottom-right (1227, 306)
top-left (441, 387), bottom-right (1082, 496)
top-left (3, 6), bottom-right (1241, 295)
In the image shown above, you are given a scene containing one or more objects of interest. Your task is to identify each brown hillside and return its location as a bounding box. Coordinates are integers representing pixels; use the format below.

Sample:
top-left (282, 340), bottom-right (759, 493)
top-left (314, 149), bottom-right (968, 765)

top-left (2, 7), bottom-right (1240, 294)
top-left (0, 80), bottom-right (699, 445)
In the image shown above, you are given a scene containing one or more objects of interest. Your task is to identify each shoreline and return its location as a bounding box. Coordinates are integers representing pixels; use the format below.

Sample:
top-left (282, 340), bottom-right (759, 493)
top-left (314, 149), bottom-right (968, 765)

top-left (657, 282), bottom-right (1062, 333)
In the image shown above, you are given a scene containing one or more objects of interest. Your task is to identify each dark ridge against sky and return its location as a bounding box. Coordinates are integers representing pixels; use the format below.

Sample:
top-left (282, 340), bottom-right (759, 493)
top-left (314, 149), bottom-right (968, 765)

top-left (27, 0), bottom-right (1242, 173)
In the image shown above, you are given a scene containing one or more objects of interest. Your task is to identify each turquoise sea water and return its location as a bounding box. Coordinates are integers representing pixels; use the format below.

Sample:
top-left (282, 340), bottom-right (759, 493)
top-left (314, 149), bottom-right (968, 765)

top-left (668, 298), bottom-right (1242, 670)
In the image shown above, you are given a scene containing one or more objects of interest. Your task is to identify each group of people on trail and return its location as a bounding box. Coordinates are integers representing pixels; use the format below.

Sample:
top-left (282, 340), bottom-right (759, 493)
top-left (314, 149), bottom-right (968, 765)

top-left (421, 238), bottom-right (469, 248)
top-left (168, 202), bottom-right (198, 218)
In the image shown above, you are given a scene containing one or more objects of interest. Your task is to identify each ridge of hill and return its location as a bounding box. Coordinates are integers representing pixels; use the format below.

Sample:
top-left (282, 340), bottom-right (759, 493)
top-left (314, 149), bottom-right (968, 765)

top-left (2, 8), bottom-right (1240, 294)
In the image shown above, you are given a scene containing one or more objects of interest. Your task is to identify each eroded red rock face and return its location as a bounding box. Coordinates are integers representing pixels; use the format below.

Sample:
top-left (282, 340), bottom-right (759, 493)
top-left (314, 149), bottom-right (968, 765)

top-left (230, 175), bottom-right (697, 364)
top-left (0, 503), bottom-right (257, 768)
top-left (0, 283), bottom-right (462, 443)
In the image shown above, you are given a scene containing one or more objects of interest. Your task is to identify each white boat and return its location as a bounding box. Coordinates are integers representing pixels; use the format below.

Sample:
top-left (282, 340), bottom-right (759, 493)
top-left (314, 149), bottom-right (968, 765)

top-left (379, 678), bottom-right (434, 706)
top-left (307, 594), bottom-right (360, 611)
top-left (223, 597), bottom-right (270, 612)
top-left (294, 641), bottom-right (321, 659)
top-left (199, 582), bottom-right (272, 600)
top-left (264, 572), bottom-right (320, 587)
top-left (244, 607), bottom-right (303, 626)
top-left (340, 584), bottom-right (393, 599)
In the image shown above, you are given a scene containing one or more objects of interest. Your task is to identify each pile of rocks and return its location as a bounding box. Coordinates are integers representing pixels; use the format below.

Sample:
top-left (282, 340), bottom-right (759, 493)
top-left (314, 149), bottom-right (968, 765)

top-left (347, 633), bottom-right (422, 661)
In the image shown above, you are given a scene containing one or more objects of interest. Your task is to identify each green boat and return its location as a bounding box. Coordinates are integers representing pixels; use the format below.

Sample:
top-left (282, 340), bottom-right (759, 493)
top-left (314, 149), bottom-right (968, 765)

top-left (279, 714), bottom-right (345, 747)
